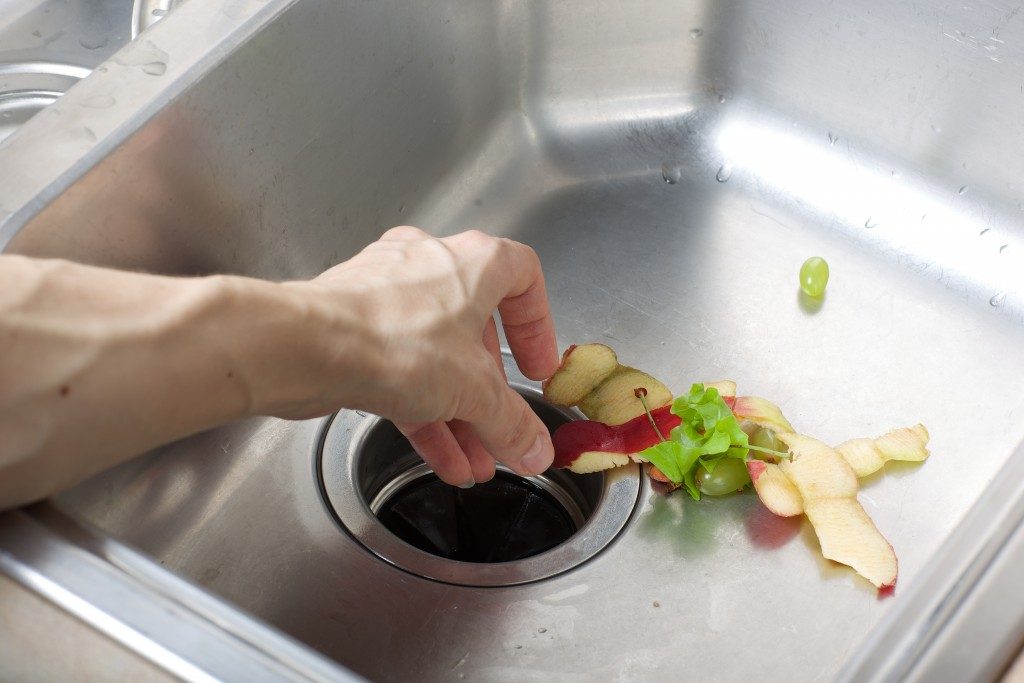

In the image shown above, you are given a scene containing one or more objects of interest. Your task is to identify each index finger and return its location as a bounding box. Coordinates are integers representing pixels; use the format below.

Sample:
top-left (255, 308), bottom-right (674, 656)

top-left (494, 240), bottom-right (559, 381)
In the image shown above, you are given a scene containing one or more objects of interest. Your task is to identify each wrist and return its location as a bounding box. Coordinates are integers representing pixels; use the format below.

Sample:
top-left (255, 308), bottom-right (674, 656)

top-left (213, 275), bottom-right (373, 419)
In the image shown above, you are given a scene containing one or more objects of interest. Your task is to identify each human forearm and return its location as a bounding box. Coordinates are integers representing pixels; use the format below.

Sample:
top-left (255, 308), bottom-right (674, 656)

top-left (0, 256), bottom-right (331, 508)
top-left (0, 228), bottom-right (558, 510)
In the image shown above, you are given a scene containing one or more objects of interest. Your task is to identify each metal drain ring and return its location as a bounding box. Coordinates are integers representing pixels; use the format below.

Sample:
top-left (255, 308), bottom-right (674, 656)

top-left (317, 362), bottom-right (641, 587)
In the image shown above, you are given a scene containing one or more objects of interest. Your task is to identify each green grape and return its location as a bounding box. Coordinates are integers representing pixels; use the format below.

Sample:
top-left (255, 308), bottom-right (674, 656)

top-left (799, 256), bottom-right (829, 297)
top-left (750, 427), bottom-right (781, 454)
top-left (696, 458), bottom-right (751, 496)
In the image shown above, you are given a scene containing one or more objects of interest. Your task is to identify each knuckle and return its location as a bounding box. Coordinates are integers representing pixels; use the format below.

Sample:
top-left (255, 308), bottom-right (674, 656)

top-left (461, 229), bottom-right (492, 245)
top-left (457, 230), bottom-right (502, 260)
top-left (381, 225), bottom-right (427, 241)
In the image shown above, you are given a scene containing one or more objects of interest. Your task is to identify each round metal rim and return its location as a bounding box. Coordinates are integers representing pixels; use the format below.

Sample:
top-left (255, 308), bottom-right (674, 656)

top-left (0, 90), bottom-right (62, 110)
top-left (318, 383), bottom-right (641, 587)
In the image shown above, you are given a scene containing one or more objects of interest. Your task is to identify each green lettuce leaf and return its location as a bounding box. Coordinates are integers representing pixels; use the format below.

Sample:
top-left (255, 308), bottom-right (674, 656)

top-left (641, 383), bottom-right (754, 500)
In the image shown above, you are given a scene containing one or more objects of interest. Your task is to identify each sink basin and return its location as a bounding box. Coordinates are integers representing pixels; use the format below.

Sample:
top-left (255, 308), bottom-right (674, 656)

top-left (2, 0), bottom-right (1024, 681)
top-left (0, 0), bottom-right (135, 143)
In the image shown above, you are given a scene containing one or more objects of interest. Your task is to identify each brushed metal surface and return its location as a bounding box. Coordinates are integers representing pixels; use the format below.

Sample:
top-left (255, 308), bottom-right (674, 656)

top-left (1, 0), bottom-right (1023, 680)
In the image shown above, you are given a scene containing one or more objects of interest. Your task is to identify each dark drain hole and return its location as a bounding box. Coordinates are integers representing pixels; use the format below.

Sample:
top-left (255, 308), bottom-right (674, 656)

top-left (376, 470), bottom-right (578, 563)
top-left (353, 391), bottom-right (601, 564)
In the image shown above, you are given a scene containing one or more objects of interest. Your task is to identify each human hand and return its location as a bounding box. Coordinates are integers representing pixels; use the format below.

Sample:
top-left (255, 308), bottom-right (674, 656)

top-left (275, 227), bottom-right (560, 487)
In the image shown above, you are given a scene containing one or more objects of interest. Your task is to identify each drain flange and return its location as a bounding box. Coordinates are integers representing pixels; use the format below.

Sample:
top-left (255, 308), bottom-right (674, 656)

top-left (317, 355), bottom-right (640, 587)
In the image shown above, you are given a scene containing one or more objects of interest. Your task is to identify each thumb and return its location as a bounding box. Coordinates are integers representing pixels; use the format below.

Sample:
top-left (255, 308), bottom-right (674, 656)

top-left (464, 373), bottom-right (554, 476)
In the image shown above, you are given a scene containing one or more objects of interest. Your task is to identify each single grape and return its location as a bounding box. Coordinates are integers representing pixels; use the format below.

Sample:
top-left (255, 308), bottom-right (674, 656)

top-left (799, 256), bottom-right (829, 297)
top-left (696, 458), bottom-right (751, 496)
top-left (750, 427), bottom-right (782, 454)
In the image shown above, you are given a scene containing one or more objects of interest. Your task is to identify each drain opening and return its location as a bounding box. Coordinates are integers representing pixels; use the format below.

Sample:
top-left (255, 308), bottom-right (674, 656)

top-left (318, 376), bottom-right (641, 586)
top-left (353, 392), bottom-right (602, 564)
top-left (372, 465), bottom-right (581, 563)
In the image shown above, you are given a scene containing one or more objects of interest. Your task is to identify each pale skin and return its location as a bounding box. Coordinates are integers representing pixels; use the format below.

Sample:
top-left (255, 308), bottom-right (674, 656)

top-left (0, 226), bottom-right (560, 511)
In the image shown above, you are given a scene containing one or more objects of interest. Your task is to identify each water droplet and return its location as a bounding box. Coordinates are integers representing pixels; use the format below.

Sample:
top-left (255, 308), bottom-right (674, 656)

top-left (142, 61), bottom-right (167, 76)
top-left (661, 163), bottom-right (682, 185)
top-left (32, 29), bottom-right (41, 37)
top-left (79, 37), bottom-right (108, 50)
top-left (827, 132), bottom-right (838, 145)
top-left (514, 645), bottom-right (523, 650)
top-left (538, 628), bottom-right (547, 633)
top-left (864, 217), bottom-right (878, 229)
top-left (715, 163), bottom-right (733, 182)
top-left (1000, 244), bottom-right (1008, 253)
top-left (980, 228), bottom-right (991, 235)
top-left (990, 291), bottom-right (1006, 307)
top-left (689, 28), bottom-right (704, 38)
top-left (82, 127), bottom-right (97, 142)
top-left (958, 185), bottom-right (968, 195)
top-left (97, 65), bottom-right (108, 73)
top-left (962, 161), bottom-right (970, 169)
top-left (152, 7), bottom-right (168, 16)
top-left (717, 94), bottom-right (726, 104)
top-left (930, 123), bottom-right (942, 133)
top-left (114, 39), bottom-right (170, 69)
top-left (921, 213), bottom-right (928, 221)
top-left (891, 169), bottom-right (901, 179)
top-left (82, 93), bottom-right (116, 108)
top-left (398, 204), bottom-right (405, 213)
top-left (1, 111), bottom-right (11, 119)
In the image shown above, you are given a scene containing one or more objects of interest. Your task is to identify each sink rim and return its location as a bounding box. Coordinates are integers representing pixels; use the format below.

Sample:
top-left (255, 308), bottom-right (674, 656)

top-left (0, 505), bottom-right (365, 682)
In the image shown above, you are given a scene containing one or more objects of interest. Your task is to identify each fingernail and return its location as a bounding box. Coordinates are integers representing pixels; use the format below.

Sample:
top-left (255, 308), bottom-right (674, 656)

top-left (521, 434), bottom-right (551, 474)
top-left (458, 478), bottom-right (476, 489)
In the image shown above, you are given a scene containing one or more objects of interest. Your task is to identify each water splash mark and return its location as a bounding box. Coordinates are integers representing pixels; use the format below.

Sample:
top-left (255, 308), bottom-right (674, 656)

top-left (661, 163), bottom-right (682, 184)
top-left (79, 37), bottom-right (109, 50)
top-left (114, 39), bottom-right (170, 74)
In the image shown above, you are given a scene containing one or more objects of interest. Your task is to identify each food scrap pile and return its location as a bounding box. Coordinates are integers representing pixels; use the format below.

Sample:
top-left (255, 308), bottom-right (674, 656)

top-left (543, 343), bottom-right (930, 590)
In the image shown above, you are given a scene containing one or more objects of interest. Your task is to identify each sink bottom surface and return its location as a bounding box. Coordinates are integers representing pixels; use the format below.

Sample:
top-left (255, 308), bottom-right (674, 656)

top-left (54, 100), bottom-right (1024, 681)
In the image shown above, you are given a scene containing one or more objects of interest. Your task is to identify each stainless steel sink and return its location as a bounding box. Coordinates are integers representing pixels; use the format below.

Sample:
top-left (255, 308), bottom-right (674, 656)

top-left (2, 0), bottom-right (1024, 681)
top-left (0, 0), bottom-right (136, 143)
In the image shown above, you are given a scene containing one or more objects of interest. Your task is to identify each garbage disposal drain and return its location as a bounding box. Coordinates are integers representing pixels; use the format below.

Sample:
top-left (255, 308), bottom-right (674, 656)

top-left (372, 464), bottom-right (583, 563)
top-left (317, 363), bottom-right (641, 587)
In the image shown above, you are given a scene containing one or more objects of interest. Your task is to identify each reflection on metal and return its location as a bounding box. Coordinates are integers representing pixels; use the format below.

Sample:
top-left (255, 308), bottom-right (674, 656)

top-left (131, 0), bottom-right (182, 39)
top-left (0, 0), bottom-right (1023, 679)
top-left (0, 509), bottom-right (364, 682)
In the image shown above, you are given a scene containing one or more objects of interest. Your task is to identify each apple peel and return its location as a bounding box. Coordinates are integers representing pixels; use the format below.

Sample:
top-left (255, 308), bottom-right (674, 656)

top-left (578, 365), bottom-right (672, 425)
top-left (542, 343), bottom-right (619, 407)
top-left (747, 460), bottom-right (803, 517)
top-left (732, 396), bottom-right (795, 433)
top-left (704, 380), bottom-right (737, 399)
top-left (551, 405), bottom-right (680, 470)
top-left (836, 424), bottom-right (930, 477)
top-left (776, 432), bottom-right (898, 589)
top-left (566, 451), bottom-right (632, 474)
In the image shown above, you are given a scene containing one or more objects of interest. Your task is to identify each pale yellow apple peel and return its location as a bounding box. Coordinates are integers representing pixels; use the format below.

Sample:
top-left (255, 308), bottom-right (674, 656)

top-left (777, 432), bottom-right (898, 589)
